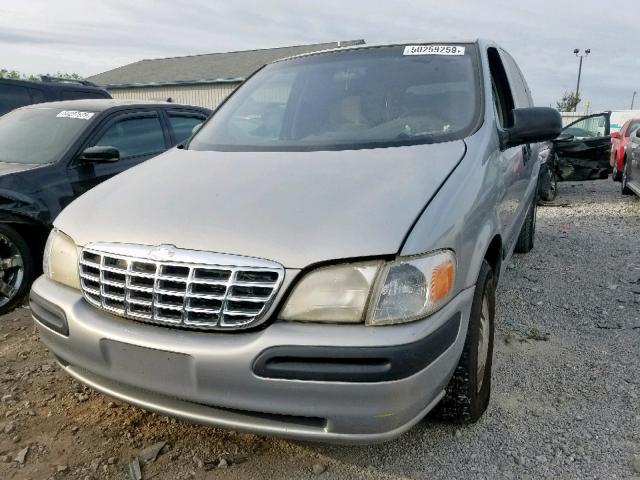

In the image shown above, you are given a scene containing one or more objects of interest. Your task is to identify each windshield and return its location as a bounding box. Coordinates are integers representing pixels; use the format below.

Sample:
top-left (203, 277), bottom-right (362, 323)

top-left (0, 107), bottom-right (96, 164)
top-left (190, 44), bottom-right (480, 152)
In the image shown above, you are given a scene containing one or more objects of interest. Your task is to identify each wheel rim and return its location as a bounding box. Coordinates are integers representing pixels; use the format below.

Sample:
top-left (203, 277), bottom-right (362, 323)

top-left (622, 163), bottom-right (628, 189)
top-left (0, 233), bottom-right (24, 308)
top-left (477, 294), bottom-right (490, 393)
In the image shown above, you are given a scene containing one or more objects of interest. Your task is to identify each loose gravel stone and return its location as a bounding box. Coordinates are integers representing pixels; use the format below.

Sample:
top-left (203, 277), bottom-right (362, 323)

top-left (3, 421), bottom-right (15, 434)
top-left (312, 462), bottom-right (328, 475)
top-left (14, 447), bottom-right (28, 465)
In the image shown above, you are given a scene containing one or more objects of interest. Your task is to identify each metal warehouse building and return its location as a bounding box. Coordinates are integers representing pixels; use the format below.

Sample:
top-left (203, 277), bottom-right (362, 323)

top-left (88, 40), bottom-right (365, 110)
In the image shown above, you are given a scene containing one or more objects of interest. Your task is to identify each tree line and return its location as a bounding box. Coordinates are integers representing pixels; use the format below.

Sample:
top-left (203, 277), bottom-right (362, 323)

top-left (0, 69), bottom-right (84, 81)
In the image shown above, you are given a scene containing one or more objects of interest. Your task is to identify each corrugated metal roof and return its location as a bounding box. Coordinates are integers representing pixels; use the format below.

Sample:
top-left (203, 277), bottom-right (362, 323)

top-left (88, 40), bottom-right (365, 88)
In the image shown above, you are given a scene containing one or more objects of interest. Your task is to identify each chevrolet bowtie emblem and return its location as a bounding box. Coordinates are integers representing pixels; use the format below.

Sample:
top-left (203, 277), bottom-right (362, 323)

top-left (148, 244), bottom-right (177, 261)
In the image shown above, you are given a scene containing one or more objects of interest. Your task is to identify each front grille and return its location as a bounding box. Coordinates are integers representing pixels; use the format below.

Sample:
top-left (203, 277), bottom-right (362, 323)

top-left (78, 243), bottom-right (284, 330)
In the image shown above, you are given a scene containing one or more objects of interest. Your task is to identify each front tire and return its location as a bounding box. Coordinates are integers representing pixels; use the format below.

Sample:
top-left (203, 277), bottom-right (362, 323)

top-left (436, 260), bottom-right (495, 423)
top-left (539, 167), bottom-right (558, 203)
top-left (514, 200), bottom-right (536, 253)
top-left (0, 225), bottom-right (34, 315)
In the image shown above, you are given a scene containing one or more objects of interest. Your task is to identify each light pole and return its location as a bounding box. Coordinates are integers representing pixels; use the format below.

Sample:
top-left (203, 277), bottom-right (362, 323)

top-left (632, 91), bottom-right (637, 110)
top-left (573, 48), bottom-right (590, 112)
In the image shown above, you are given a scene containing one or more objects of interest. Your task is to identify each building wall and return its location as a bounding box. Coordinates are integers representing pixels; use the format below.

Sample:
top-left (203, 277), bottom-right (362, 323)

top-left (108, 82), bottom-right (240, 109)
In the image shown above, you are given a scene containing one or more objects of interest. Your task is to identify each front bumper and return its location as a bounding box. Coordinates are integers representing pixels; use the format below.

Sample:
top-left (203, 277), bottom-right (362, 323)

top-left (30, 275), bottom-right (474, 444)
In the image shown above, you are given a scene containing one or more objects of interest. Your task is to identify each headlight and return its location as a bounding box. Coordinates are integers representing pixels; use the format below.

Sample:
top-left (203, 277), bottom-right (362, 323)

top-left (279, 250), bottom-right (455, 326)
top-left (43, 229), bottom-right (80, 289)
top-left (366, 250), bottom-right (455, 325)
top-left (279, 261), bottom-right (382, 323)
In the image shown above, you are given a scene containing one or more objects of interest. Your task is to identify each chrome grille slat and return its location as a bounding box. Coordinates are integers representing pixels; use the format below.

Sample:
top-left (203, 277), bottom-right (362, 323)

top-left (79, 244), bottom-right (284, 330)
top-left (226, 296), bottom-right (270, 303)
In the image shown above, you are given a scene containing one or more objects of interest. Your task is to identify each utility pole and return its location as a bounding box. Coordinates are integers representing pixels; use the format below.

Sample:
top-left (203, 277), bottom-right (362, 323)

top-left (632, 91), bottom-right (637, 110)
top-left (573, 48), bottom-right (590, 112)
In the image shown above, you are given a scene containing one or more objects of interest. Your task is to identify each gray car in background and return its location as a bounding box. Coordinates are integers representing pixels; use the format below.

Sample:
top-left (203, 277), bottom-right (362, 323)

top-left (30, 40), bottom-right (561, 443)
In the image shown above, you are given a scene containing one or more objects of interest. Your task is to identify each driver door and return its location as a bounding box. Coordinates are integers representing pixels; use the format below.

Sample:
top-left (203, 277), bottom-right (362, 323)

top-left (67, 110), bottom-right (169, 198)
top-left (554, 112), bottom-right (611, 180)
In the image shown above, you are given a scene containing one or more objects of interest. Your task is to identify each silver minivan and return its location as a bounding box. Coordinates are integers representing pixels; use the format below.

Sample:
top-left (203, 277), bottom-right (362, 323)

top-left (30, 40), bottom-right (561, 443)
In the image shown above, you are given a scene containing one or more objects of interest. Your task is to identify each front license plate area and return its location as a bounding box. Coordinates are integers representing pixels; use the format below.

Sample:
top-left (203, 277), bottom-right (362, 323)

top-left (100, 340), bottom-right (195, 395)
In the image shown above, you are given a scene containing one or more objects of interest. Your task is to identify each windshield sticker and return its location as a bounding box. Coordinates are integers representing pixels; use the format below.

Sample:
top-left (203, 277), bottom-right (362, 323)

top-left (403, 45), bottom-right (465, 56)
top-left (56, 110), bottom-right (95, 120)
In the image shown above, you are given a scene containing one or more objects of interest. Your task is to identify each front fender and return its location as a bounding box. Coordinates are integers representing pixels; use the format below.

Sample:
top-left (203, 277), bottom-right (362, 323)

top-left (400, 132), bottom-right (503, 292)
top-left (0, 189), bottom-right (49, 225)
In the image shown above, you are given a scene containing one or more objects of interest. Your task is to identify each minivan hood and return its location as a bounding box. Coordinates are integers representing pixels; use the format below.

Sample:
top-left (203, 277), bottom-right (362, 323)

top-left (56, 143), bottom-right (466, 268)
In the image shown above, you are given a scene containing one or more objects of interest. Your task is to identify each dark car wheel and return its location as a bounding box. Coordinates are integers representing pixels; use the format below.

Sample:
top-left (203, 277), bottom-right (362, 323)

top-left (514, 200), bottom-right (536, 253)
top-left (539, 167), bottom-right (558, 203)
top-left (0, 225), bottom-right (34, 315)
top-left (612, 159), bottom-right (622, 182)
top-left (622, 160), bottom-right (633, 196)
top-left (435, 260), bottom-right (495, 423)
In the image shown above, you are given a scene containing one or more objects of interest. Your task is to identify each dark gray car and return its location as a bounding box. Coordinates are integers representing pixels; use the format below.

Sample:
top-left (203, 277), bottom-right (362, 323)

top-left (30, 40), bottom-right (561, 443)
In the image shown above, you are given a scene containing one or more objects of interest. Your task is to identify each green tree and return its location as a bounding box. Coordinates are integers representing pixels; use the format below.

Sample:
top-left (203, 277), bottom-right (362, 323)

top-left (0, 68), bottom-right (84, 82)
top-left (556, 91), bottom-right (581, 112)
top-left (0, 69), bottom-right (22, 80)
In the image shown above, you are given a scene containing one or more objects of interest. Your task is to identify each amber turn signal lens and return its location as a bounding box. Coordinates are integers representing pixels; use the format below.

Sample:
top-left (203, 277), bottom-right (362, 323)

top-left (429, 260), bottom-right (454, 302)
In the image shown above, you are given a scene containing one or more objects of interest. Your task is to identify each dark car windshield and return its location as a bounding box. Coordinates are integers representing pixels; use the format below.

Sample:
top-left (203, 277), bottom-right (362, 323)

top-left (190, 44), bottom-right (480, 152)
top-left (0, 107), bottom-right (96, 164)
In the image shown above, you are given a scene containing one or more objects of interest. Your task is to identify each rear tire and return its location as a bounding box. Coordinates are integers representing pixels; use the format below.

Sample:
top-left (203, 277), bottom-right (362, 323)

top-left (622, 160), bottom-right (633, 195)
top-left (0, 224), bottom-right (34, 315)
top-left (514, 200), bottom-right (536, 253)
top-left (612, 159), bottom-right (622, 182)
top-left (435, 260), bottom-right (495, 423)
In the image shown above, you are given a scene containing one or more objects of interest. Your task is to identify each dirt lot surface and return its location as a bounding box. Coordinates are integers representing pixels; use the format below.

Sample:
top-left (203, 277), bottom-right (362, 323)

top-left (0, 180), bottom-right (639, 480)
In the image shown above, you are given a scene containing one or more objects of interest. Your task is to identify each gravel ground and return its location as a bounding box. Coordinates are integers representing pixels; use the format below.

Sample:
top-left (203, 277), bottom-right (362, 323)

top-left (0, 179), bottom-right (639, 480)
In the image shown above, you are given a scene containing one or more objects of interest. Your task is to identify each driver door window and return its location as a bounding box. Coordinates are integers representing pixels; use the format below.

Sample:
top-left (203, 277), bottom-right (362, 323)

top-left (488, 48), bottom-right (515, 129)
top-left (563, 115), bottom-right (608, 138)
top-left (94, 115), bottom-right (166, 158)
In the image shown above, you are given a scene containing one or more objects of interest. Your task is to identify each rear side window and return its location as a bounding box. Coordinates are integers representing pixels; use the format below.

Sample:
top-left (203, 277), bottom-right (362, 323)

top-left (93, 116), bottom-right (166, 158)
top-left (0, 85), bottom-right (31, 116)
top-left (168, 114), bottom-right (205, 144)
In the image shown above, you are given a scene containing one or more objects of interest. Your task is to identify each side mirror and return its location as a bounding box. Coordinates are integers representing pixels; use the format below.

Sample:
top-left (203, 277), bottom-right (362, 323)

top-left (501, 107), bottom-right (562, 149)
top-left (79, 146), bottom-right (120, 162)
top-left (610, 131), bottom-right (620, 139)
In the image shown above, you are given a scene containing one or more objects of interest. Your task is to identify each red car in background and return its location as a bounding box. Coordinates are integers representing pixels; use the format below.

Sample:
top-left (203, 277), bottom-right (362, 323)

top-left (611, 118), bottom-right (640, 181)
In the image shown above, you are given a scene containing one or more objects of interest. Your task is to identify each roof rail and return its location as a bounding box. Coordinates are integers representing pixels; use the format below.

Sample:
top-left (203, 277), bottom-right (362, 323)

top-left (40, 75), bottom-right (98, 87)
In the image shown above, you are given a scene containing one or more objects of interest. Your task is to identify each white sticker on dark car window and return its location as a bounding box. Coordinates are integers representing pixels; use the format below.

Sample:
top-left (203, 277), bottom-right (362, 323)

top-left (56, 110), bottom-right (95, 120)
top-left (403, 45), bottom-right (465, 56)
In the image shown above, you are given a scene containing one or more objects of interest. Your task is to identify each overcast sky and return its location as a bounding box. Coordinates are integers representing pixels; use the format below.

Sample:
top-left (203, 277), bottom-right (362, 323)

top-left (1, 0), bottom-right (638, 111)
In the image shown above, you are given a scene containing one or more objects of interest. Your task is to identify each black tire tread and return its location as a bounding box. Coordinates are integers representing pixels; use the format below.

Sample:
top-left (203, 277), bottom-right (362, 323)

top-left (514, 200), bottom-right (536, 253)
top-left (435, 260), bottom-right (495, 423)
top-left (622, 160), bottom-right (633, 195)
